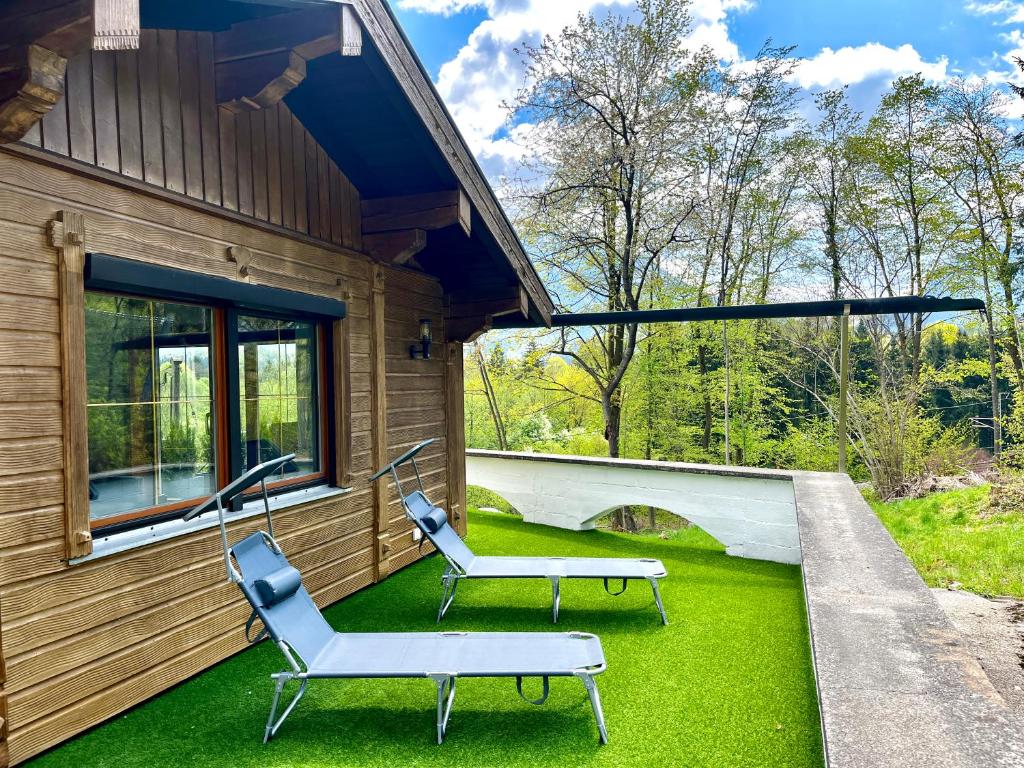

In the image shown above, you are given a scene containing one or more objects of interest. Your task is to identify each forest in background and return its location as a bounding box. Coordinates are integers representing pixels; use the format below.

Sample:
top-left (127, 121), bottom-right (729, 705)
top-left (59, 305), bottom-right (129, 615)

top-left (463, 0), bottom-right (1024, 501)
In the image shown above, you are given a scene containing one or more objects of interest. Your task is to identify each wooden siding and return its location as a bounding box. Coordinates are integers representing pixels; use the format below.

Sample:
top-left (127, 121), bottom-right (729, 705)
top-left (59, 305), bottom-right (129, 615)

top-left (23, 30), bottom-right (362, 252)
top-left (0, 148), bottom-right (445, 765)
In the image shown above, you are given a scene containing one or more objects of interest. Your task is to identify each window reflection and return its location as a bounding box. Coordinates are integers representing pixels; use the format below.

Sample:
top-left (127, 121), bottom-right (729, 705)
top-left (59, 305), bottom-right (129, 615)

top-left (84, 294), bottom-right (216, 521)
top-left (237, 314), bottom-right (320, 483)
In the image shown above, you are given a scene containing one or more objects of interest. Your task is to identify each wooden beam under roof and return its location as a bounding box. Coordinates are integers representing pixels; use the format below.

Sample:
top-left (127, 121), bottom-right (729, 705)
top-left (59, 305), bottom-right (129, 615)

top-left (363, 228), bottom-right (427, 265)
top-left (361, 188), bottom-right (471, 236)
top-left (0, 0), bottom-right (139, 144)
top-left (214, 3), bottom-right (361, 113)
top-left (445, 285), bottom-right (529, 342)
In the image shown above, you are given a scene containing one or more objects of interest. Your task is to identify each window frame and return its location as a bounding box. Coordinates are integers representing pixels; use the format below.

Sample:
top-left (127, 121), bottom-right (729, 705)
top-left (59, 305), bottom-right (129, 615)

top-left (82, 253), bottom-right (344, 534)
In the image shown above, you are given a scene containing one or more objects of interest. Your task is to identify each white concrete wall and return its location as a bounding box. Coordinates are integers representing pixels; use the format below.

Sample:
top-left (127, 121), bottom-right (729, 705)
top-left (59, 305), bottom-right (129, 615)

top-left (466, 452), bottom-right (800, 565)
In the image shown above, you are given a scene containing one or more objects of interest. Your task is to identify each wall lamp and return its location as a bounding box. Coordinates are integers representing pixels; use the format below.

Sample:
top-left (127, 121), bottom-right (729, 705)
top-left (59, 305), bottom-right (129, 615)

top-left (410, 318), bottom-right (433, 359)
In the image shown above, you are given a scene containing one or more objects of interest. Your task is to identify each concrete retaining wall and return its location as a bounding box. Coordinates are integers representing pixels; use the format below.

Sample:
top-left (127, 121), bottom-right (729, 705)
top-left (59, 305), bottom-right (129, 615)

top-left (466, 450), bottom-right (800, 564)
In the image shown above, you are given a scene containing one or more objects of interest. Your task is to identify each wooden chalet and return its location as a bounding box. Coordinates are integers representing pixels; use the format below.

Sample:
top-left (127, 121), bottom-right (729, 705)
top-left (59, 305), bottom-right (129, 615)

top-left (0, 1), bottom-right (553, 763)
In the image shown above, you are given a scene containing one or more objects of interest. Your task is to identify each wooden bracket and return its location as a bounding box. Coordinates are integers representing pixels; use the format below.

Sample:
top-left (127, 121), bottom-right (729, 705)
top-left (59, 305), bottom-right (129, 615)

top-left (50, 210), bottom-right (94, 560)
top-left (214, 3), bottom-right (362, 112)
top-left (445, 286), bottom-right (529, 342)
top-left (92, 0), bottom-right (140, 51)
top-left (227, 244), bottom-right (254, 277)
top-left (363, 228), bottom-right (427, 265)
top-left (0, 44), bottom-right (68, 143)
top-left (341, 5), bottom-right (362, 57)
top-left (0, 1), bottom-right (139, 143)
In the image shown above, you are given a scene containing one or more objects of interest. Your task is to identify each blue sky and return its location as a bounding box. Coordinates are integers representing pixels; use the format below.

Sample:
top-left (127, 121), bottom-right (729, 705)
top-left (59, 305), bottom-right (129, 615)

top-left (389, 0), bottom-right (1024, 179)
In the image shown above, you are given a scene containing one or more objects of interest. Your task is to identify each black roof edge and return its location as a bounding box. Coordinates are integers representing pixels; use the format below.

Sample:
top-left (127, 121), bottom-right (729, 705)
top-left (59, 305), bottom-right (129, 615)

top-left (491, 295), bottom-right (987, 329)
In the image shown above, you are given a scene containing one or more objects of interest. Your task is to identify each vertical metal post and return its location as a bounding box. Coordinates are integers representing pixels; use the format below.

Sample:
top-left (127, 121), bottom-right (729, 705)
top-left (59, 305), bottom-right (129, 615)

top-left (722, 320), bottom-right (730, 466)
top-left (838, 304), bottom-right (850, 473)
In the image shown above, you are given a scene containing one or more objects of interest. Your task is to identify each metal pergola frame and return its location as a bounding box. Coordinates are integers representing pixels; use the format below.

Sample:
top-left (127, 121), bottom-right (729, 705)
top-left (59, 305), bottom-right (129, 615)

top-left (491, 295), bottom-right (987, 473)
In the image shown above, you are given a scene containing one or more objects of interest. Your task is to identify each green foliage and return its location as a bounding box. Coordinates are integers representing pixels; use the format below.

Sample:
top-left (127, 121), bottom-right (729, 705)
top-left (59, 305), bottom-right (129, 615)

top-left (28, 510), bottom-right (823, 768)
top-left (870, 485), bottom-right (1024, 598)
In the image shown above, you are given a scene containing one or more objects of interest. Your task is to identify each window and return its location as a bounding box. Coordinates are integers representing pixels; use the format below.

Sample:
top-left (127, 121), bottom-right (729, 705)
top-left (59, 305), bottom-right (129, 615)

top-left (237, 314), bottom-right (323, 485)
top-left (85, 292), bottom-right (330, 530)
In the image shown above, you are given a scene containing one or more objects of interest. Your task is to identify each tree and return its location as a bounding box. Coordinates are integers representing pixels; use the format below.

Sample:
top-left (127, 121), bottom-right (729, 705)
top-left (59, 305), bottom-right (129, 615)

top-left (678, 44), bottom-right (799, 451)
top-left (933, 79), bottom-right (1024, 456)
top-left (805, 87), bottom-right (860, 299)
top-left (510, 0), bottom-right (700, 457)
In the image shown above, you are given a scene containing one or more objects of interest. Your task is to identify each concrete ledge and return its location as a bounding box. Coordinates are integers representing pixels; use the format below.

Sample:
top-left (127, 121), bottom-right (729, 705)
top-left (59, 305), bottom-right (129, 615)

top-left (793, 472), bottom-right (1024, 768)
top-left (466, 450), bottom-right (1024, 767)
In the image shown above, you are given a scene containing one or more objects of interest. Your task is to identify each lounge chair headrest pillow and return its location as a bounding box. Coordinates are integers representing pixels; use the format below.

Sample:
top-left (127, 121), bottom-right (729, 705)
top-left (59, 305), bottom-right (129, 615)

top-left (420, 507), bottom-right (449, 533)
top-left (254, 565), bottom-right (303, 607)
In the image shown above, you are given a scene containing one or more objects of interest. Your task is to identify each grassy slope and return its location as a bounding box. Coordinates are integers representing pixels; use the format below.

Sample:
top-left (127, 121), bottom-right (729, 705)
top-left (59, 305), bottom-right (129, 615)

top-left (870, 485), bottom-right (1024, 598)
top-left (27, 510), bottom-right (822, 768)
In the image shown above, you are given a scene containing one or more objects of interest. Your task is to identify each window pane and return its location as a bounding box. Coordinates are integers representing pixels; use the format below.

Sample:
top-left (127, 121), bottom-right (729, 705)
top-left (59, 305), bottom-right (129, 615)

top-left (237, 314), bottom-right (320, 482)
top-left (85, 293), bottom-right (216, 522)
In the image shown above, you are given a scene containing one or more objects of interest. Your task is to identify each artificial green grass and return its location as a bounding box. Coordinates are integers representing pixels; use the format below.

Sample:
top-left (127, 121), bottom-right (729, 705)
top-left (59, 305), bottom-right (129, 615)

top-left (26, 510), bottom-right (823, 768)
top-left (870, 484), bottom-right (1024, 598)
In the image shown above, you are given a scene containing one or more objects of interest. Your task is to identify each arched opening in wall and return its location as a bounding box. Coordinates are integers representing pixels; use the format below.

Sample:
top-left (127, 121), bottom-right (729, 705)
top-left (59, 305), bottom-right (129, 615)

top-left (591, 506), bottom-right (721, 548)
top-left (467, 485), bottom-right (522, 517)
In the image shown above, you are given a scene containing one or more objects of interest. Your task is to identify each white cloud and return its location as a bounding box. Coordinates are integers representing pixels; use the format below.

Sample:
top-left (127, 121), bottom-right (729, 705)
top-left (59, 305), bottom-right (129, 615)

top-left (788, 43), bottom-right (949, 89)
top-left (965, 1), bottom-right (1024, 24)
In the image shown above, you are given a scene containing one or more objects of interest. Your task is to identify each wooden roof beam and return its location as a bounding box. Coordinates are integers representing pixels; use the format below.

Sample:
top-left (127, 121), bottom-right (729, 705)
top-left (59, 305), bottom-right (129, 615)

top-left (361, 189), bottom-right (471, 237)
top-left (214, 3), bottom-right (361, 113)
top-left (445, 285), bottom-right (529, 342)
top-left (363, 228), bottom-right (427, 266)
top-left (0, 0), bottom-right (138, 144)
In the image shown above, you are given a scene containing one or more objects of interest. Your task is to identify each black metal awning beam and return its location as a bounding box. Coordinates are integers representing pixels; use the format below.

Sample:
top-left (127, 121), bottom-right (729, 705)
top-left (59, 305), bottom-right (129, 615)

top-left (491, 295), bottom-right (986, 329)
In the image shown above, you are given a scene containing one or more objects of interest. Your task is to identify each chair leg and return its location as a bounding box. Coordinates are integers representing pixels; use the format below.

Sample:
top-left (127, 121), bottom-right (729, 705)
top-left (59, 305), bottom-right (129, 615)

top-left (549, 576), bottom-right (561, 623)
top-left (437, 567), bottom-right (460, 622)
top-left (430, 674), bottom-right (457, 744)
top-left (264, 673), bottom-right (309, 743)
top-left (578, 673), bottom-right (608, 744)
top-left (649, 578), bottom-right (668, 625)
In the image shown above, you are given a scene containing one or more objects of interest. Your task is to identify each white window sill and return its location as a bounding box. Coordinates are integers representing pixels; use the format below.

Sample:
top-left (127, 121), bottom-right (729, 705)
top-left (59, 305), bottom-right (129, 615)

top-left (72, 484), bottom-right (353, 565)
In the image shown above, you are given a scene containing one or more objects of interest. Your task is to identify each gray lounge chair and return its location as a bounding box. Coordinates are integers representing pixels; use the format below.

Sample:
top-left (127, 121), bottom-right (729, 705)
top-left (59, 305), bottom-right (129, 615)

top-left (370, 440), bottom-right (669, 625)
top-left (184, 455), bottom-right (609, 745)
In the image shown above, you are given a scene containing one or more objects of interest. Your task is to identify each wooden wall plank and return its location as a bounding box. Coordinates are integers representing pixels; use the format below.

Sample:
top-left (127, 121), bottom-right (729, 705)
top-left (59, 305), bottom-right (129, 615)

top-left (157, 30), bottom-right (185, 194)
top-left (305, 128), bottom-right (319, 238)
top-left (347, 177), bottom-right (362, 251)
top-left (0, 402), bottom-right (62, 440)
top-left (236, 110), bottom-right (253, 216)
top-left (250, 110), bottom-right (268, 221)
top-left (317, 144), bottom-right (330, 241)
top-left (265, 108), bottom-right (281, 225)
top-left (197, 32), bottom-right (221, 206)
top-left (40, 93), bottom-right (69, 157)
top-left (278, 105), bottom-right (294, 229)
top-left (0, 294), bottom-right (58, 334)
top-left (217, 108), bottom-right (237, 211)
top-left (138, 31), bottom-right (164, 186)
top-left (65, 54), bottom-right (94, 165)
top-left (22, 121), bottom-right (41, 147)
top-left (0, 368), bottom-right (62, 404)
top-left (115, 51), bottom-right (142, 180)
top-left (291, 112), bottom-right (308, 233)
top-left (177, 31), bottom-right (204, 199)
top-left (92, 53), bottom-right (119, 171)
top-left (337, 168), bottom-right (352, 247)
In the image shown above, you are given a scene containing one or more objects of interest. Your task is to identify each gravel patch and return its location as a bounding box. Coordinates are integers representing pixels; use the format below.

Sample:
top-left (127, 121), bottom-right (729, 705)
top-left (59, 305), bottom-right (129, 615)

top-left (932, 588), bottom-right (1024, 719)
